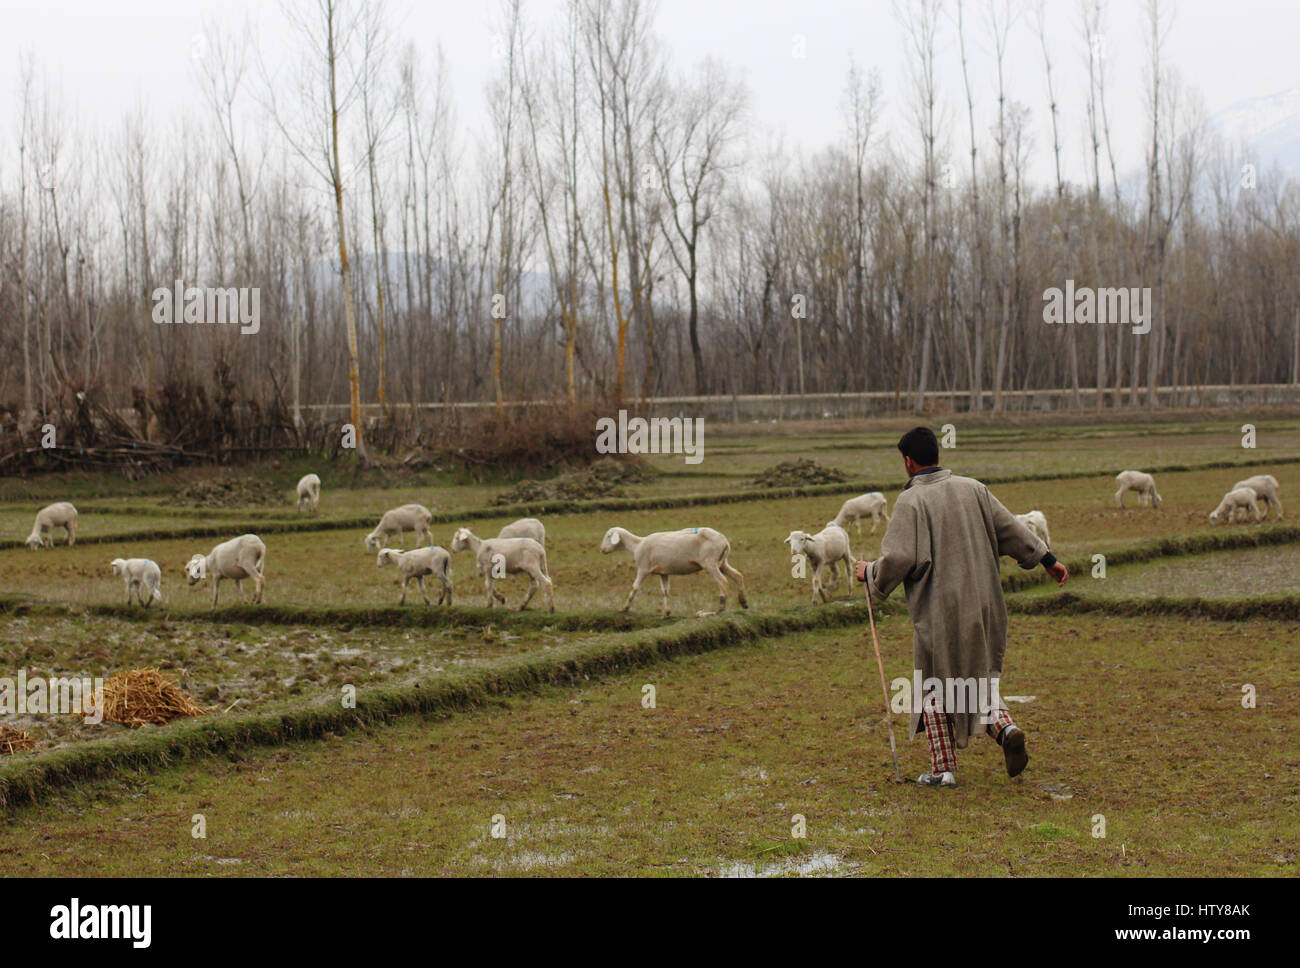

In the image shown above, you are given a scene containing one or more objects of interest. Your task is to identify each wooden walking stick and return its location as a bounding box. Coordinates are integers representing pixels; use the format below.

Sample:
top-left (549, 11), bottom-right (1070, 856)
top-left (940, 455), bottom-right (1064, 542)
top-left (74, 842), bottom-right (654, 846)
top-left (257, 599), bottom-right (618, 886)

top-left (862, 563), bottom-right (903, 783)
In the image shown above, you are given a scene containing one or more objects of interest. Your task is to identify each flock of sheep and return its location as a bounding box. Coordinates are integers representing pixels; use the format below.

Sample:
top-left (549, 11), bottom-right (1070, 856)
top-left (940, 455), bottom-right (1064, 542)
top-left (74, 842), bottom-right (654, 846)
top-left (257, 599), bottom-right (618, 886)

top-left (16, 467), bottom-right (1285, 615)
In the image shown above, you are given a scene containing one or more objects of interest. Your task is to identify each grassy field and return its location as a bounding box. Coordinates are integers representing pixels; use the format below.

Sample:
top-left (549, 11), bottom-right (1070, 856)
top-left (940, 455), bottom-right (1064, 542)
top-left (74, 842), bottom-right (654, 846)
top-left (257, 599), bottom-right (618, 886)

top-left (0, 414), bottom-right (1296, 876)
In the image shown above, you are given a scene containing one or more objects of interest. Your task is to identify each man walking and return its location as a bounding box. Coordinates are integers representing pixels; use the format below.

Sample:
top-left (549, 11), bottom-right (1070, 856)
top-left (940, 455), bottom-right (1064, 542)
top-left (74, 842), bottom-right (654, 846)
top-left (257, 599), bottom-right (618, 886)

top-left (854, 427), bottom-right (1069, 787)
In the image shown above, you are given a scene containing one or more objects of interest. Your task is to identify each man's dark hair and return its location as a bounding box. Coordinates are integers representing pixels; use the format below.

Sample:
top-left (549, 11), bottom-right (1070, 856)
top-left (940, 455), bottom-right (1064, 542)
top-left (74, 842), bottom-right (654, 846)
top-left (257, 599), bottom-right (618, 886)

top-left (897, 426), bottom-right (940, 466)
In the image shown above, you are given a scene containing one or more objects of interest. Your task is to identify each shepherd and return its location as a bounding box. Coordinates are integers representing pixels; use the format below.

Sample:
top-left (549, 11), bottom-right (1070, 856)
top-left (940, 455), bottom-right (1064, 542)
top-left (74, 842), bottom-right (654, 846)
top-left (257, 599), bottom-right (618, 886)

top-left (855, 427), bottom-right (1069, 787)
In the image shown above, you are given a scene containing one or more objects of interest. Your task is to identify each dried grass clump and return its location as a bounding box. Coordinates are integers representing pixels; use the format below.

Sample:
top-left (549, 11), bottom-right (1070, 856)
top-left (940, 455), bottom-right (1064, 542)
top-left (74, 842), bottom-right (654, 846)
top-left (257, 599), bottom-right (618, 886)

top-left (0, 725), bottom-right (38, 755)
top-left (100, 669), bottom-right (212, 727)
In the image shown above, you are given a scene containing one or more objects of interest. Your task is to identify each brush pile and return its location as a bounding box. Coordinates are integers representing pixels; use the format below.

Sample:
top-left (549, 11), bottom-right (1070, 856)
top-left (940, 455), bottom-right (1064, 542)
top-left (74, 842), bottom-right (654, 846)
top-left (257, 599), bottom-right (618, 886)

top-left (493, 457), bottom-right (652, 505)
top-left (173, 475), bottom-right (282, 508)
top-left (0, 725), bottom-right (37, 755)
top-left (751, 458), bottom-right (849, 488)
top-left (99, 669), bottom-right (212, 727)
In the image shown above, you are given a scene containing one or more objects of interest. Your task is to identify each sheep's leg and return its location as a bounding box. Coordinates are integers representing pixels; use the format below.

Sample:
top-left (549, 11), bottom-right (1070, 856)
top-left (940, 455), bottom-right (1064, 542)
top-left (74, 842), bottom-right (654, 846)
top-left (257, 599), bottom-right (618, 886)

top-left (621, 573), bottom-right (645, 613)
top-left (484, 575), bottom-right (496, 609)
top-left (704, 563), bottom-right (729, 614)
top-left (66, 523), bottom-right (76, 547)
top-left (517, 573), bottom-right (539, 611)
top-left (211, 577), bottom-right (221, 609)
top-left (417, 575), bottom-right (432, 606)
top-left (125, 581), bottom-right (134, 607)
top-left (439, 575), bottom-right (453, 606)
top-left (869, 515), bottom-right (878, 535)
top-left (658, 575), bottom-right (671, 618)
top-left (810, 564), bottom-right (823, 604)
top-left (856, 518), bottom-right (863, 536)
top-left (720, 561), bottom-right (748, 609)
top-left (542, 573), bottom-right (554, 613)
top-left (1115, 487), bottom-right (1126, 508)
top-left (398, 575), bottom-right (409, 606)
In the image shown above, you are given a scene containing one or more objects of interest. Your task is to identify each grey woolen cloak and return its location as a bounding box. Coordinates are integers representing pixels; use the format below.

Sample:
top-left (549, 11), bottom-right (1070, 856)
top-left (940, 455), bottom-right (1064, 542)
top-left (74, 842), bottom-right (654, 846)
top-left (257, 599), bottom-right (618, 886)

top-left (866, 469), bottom-right (1047, 748)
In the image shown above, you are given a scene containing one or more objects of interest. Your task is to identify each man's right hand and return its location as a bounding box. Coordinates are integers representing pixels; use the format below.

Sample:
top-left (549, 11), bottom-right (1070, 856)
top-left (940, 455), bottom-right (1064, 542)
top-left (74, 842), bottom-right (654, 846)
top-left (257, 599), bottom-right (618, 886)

top-left (854, 559), bottom-right (870, 583)
top-left (1045, 561), bottom-right (1069, 587)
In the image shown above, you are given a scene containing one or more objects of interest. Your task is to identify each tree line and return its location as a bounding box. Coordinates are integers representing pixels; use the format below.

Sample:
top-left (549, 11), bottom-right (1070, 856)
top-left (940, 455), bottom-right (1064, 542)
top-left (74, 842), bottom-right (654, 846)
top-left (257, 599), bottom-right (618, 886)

top-left (1, 0), bottom-right (1297, 456)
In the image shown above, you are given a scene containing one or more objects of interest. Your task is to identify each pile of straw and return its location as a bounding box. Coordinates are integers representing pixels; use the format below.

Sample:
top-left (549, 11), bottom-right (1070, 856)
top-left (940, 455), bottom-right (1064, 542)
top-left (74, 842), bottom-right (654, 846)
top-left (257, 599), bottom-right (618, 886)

top-left (0, 725), bottom-right (37, 755)
top-left (100, 669), bottom-right (212, 727)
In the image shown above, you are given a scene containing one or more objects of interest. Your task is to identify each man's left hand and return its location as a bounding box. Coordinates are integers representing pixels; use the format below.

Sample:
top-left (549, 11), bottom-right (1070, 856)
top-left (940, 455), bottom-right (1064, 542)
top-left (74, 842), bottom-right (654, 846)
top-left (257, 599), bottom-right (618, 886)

top-left (854, 559), bottom-right (870, 583)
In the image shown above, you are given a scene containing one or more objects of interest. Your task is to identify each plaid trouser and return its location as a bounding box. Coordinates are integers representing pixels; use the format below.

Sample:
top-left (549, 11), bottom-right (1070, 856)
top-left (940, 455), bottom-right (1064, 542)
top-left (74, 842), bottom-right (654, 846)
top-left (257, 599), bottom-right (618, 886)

top-left (921, 692), bottom-right (1015, 775)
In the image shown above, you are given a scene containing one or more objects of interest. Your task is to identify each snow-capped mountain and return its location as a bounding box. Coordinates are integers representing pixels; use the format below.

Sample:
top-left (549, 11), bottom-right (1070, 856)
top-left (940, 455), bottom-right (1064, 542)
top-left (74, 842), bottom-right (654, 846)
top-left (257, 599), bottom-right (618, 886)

top-left (1210, 88), bottom-right (1300, 175)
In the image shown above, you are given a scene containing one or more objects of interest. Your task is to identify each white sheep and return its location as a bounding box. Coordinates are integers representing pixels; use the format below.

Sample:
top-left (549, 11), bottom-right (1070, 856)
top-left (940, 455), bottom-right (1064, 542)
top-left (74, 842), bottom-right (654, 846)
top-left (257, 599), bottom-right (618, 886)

top-left (450, 527), bottom-right (553, 612)
top-left (785, 524), bottom-right (854, 604)
top-left (185, 534), bottom-right (267, 607)
top-left (1014, 510), bottom-right (1051, 548)
top-left (1209, 487), bottom-right (1262, 525)
top-left (364, 503), bottom-right (433, 553)
top-left (833, 492), bottom-right (891, 535)
top-left (497, 517), bottom-right (545, 545)
top-left (600, 526), bottom-right (748, 618)
top-left (1232, 474), bottom-right (1282, 519)
top-left (1114, 470), bottom-right (1162, 509)
top-left (25, 502), bottom-right (78, 550)
top-left (110, 558), bottom-right (162, 608)
top-left (377, 546), bottom-right (453, 606)
top-left (296, 473), bottom-right (321, 513)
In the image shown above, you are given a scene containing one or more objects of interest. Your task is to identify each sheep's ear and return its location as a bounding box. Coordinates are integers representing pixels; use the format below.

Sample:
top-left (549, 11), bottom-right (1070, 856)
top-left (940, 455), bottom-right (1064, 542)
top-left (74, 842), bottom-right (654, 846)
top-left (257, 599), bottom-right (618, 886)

top-left (609, 531), bottom-right (619, 545)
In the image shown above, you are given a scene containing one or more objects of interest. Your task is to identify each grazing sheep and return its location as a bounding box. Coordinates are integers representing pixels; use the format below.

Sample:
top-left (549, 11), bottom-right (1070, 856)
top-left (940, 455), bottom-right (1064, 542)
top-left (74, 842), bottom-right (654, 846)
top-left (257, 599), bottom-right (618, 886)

top-left (1114, 470), bottom-right (1162, 509)
top-left (185, 534), bottom-right (267, 607)
top-left (1209, 487), bottom-right (1262, 525)
top-left (497, 517), bottom-right (545, 546)
top-left (364, 503), bottom-right (433, 553)
top-left (296, 473), bottom-right (321, 514)
top-left (450, 527), bottom-right (553, 612)
top-left (785, 524), bottom-right (854, 604)
top-left (1232, 474), bottom-right (1282, 519)
top-left (110, 558), bottom-right (162, 608)
top-left (600, 526), bottom-right (748, 618)
top-left (377, 546), bottom-right (453, 606)
top-left (1014, 510), bottom-right (1051, 549)
top-left (25, 502), bottom-right (78, 550)
top-left (833, 492), bottom-right (891, 535)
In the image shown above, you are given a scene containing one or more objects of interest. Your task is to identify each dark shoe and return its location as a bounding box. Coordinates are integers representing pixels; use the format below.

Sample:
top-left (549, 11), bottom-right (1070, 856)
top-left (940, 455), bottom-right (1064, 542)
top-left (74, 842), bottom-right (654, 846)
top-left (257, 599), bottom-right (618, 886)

top-left (1001, 725), bottom-right (1029, 777)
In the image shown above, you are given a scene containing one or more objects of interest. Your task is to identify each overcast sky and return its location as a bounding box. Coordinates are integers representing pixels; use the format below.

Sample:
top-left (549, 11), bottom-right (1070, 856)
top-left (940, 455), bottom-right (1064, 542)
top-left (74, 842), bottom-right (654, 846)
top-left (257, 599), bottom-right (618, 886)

top-left (1, 0), bottom-right (1296, 187)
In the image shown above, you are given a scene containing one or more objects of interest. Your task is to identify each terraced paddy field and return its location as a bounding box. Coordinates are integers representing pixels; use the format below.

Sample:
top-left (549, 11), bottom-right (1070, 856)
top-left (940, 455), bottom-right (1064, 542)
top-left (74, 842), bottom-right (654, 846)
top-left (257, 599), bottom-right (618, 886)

top-left (1, 413), bottom-right (1297, 876)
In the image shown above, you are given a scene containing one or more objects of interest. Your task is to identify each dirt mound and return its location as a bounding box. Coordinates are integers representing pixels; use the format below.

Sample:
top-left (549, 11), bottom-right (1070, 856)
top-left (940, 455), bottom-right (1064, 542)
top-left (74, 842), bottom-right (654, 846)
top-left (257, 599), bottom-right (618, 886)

top-left (493, 457), bottom-right (651, 505)
top-left (751, 458), bottom-right (849, 488)
top-left (173, 475), bottom-right (283, 508)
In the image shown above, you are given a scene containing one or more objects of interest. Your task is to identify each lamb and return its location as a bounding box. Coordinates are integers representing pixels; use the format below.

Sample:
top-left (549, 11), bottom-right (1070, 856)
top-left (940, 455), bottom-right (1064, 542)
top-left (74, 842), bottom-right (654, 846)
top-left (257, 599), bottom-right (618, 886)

top-left (833, 492), bottom-right (891, 535)
top-left (25, 502), bottom-right (78, 550)
top-left (364, 503), bottom-right (433, 553)
top-left (785, 524), bottom-right (854, 604)
top-left (185, 534), bottom-right (267, 607)
top-left (377, 546), bottom-right (453, 606)
top-left (110, 558), bottom-right (162, 608)
top-left (450, 527), bottom-right (553, 612)
top-left (600, 526), bottom-right (748, 618)
top-left (1014, 510), bottom-right (1051, 549)
top-left (1232, 474), bottom-right (1282, 519)
top-left (497, 517), bottom-right (545, 545)
top-left (1209, 487), bottom-right (1262, 525)
top-left (1114, 470), bottom-right (1162, 509)
top-left (296, 473), bottom-right (321, 514)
